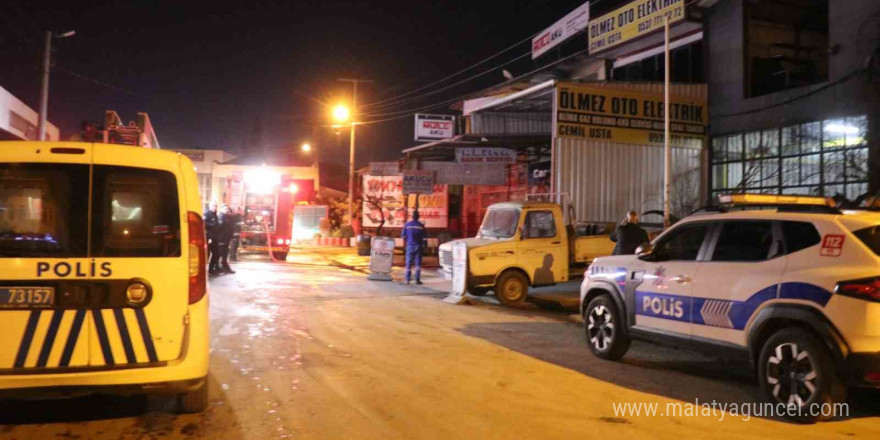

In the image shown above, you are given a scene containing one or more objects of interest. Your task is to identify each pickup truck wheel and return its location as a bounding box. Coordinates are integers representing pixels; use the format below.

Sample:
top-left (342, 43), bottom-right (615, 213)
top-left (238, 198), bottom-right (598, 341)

top-left (495, 271), bottom-right (528, 306)
top-left (468, 287), bottom-right (489, 296)
top-left (584, 295), bottom-right (630, 360)
top-left (758, 327), bottom-right (845, 423)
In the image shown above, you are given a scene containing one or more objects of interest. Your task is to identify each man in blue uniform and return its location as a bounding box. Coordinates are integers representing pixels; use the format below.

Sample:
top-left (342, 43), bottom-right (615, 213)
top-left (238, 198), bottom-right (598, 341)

top-left (401, 211), bottom-right (426, 284)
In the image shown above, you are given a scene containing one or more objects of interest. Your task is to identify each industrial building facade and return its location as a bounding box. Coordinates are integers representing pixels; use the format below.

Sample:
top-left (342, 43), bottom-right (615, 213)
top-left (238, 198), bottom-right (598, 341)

top-left (705, 0), bottom-right (880, 203)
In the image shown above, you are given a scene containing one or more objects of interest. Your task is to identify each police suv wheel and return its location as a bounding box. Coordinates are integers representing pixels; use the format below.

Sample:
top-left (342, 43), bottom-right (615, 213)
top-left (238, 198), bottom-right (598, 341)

top-left (584, 295), bottom-right (630, 360)
top-left (495, 271), bottom-right (528, 306)
top-left (758, 327), bottom-right (845, 423)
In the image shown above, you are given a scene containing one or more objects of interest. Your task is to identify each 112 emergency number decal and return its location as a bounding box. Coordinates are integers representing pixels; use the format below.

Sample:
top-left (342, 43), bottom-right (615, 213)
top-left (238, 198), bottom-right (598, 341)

top-left (820, 234), bottom-right (845, 257)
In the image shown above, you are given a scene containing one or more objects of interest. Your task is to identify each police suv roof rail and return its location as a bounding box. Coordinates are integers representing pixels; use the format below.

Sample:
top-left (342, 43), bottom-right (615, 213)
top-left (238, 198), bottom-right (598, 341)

top-left (694, 194), bottom-right (843, 215)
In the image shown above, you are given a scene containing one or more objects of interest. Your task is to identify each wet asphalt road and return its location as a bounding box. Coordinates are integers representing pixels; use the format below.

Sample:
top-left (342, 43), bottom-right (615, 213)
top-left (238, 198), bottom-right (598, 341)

top-left (1, 256), bottom-right (879, 439)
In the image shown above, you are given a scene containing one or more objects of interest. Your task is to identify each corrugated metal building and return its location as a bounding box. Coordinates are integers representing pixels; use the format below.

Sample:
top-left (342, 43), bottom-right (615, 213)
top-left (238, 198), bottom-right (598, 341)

top-left (464, 80), bottom-right (708, 225)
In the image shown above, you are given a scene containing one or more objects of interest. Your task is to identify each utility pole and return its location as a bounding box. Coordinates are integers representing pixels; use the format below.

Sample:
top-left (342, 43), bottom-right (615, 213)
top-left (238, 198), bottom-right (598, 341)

top-left (338, 78), bottom-right (373, 226)
top-left (663, 14), bottom-right (672, 229)
top-left (37, 30), bottom-right (75, 141)
top-left (37, 31), bottom-right (52, 141)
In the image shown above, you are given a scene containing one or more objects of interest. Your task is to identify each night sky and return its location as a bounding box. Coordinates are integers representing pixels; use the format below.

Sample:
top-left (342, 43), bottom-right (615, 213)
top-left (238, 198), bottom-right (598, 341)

top-left (1, 0), bottom-right (610, 167)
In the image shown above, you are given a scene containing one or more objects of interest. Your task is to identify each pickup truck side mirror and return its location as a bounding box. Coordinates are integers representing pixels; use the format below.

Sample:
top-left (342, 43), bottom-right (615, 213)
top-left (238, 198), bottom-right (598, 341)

top-left (636, 242), bottom-right (654, 260)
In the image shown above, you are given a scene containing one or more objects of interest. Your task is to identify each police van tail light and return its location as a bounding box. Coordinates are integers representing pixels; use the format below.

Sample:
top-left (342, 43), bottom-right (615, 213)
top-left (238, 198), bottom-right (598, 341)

top-left (835, 277), bottom-right (880, 302)
top-left (187, 212), bottom-right (207, 304)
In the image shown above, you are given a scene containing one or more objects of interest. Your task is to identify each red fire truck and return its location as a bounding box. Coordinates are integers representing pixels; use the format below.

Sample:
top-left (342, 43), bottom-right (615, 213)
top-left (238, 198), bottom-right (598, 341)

top-left (224, 168), bottom-right (315, 261)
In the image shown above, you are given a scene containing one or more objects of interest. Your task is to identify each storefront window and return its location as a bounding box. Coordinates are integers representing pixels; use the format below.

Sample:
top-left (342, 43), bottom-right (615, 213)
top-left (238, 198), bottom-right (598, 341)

top-left (712, 164), bottom-right (726, 190)
top-left (781, 125), bottom-right (799, 156)
top-left (745, 131), bottom-right (762, 158)
top-left (801, 122), bottom-right (821, 153)
top-left (762, 129), bottom-right (779, 156)
top-left (728, 134), bottom-right (743, 161)
top-left (710, 116), bottom-right (870, 202)
top-left (712, 137), bottom-right (726, 163)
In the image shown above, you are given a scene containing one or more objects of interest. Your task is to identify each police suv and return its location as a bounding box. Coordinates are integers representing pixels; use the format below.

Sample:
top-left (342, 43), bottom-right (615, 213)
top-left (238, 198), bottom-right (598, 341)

top-left (0, 141), bottom-right (209, 413)
top-left (580, 194), bottom-right (880, 422)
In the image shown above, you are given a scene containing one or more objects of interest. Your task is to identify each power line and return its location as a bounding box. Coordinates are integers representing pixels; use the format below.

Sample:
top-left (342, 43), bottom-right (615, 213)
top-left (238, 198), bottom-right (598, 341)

top-left (362, 46), bottom-right (590, 120)
top-left (361, 33), bottom-right (537, 109)
top-left (361, 0), bottom-right (613, 114)
top-left (364, 51), bottom-right (532, 113)
top-left (54, 66), bottom-right (159, 102)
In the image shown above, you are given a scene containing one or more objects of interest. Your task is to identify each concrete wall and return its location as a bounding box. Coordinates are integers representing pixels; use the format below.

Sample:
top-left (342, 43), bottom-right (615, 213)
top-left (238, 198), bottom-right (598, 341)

top-left (706, 0), bottom-right (880, 192)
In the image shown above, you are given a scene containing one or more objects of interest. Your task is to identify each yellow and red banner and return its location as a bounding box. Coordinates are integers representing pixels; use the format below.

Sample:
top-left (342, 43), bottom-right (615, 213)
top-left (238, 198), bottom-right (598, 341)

top-left (588, 0), bottom-right (686, 55)
top-left (556, 82), bottom-right (706, 148)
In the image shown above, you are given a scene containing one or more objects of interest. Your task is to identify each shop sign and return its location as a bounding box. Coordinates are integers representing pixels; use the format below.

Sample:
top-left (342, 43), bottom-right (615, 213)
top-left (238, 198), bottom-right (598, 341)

top-left (455, 147), bottom-right (517, 164)
top-left (527, 161), bottom-right (552, 195)
top-left (555, 82), bottom-right (706, 148)
top-left (588, 0), bottom-right (686, 55)
top-left (414, 114), bottom-right (455, 141)
top-left (421, 161), bottom-right (506, 186)
top-left (362, 175), bottom-right (448, 228)
top-left (532, 2), bottom-right (590, 59)
top-left (402, 170), bottom-right (434, 195)
top-left (369, 161), bottom-right (400, 176)
top-left (406, 186), bottom-right (447, 228)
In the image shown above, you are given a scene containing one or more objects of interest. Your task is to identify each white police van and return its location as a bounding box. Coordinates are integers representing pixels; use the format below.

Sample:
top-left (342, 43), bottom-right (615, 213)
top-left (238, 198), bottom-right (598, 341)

top-left (580, 194), bottom-right (880, 422)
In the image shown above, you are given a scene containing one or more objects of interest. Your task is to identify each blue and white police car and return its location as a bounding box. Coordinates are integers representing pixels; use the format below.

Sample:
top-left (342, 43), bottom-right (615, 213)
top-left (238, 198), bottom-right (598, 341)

top-left (580, 194), bottom-right (880, 422)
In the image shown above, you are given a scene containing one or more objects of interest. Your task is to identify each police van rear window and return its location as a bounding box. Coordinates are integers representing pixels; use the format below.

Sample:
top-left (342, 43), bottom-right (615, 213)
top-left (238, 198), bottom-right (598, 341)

top-left (91, 165), bottom-right (181, 257)
top-left (0, 163), bottom-right (89, 257)
top-left (0, 164), bottom-right (180, 258)
top-left (853, 225), bottom-right (880, 256)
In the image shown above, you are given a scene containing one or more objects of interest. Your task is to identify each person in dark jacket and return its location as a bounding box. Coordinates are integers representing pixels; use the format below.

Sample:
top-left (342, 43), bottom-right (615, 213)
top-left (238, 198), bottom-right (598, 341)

top-left (205, 201), bottom-right (220, 275)
top-left (217, 204), bottom-right (236, 274)
top-left (228, 207), bottom-right (243, 262)
top-left (611, 210), bottom-right (650, 255)
top-left (401, 211), bottom-right (426, 284)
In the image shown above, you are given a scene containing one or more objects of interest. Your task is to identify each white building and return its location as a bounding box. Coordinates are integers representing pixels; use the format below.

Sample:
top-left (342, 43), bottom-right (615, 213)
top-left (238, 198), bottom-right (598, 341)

top-left (171, 149), bottom-right (238, 205)
top-left (0, 85), bottom-right (60, 141)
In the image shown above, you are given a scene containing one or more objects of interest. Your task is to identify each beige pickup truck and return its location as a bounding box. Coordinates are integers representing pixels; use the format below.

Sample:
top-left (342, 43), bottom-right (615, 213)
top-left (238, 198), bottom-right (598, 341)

top-left (439, 201), bottom-right (615, 306)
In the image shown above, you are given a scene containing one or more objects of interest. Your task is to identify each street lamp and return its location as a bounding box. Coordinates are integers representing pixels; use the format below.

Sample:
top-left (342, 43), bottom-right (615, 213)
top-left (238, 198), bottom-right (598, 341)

top-left (332, 105), bottom-right (350, 123)
top-left (37, 30), bottom-right (76, 141)
top-left (332, 102), bottom-right (357, 226)
top-left (301, 142), bottom-right (312, 152)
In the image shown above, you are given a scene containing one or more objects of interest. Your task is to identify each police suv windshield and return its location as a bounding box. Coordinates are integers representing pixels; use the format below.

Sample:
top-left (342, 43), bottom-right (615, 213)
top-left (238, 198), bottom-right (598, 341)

top-left (479, 208), bottom-right (519, 238)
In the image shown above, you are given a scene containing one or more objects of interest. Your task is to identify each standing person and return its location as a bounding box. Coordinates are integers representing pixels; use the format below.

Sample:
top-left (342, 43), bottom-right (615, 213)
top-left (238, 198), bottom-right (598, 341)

top-left (610, 210), bottom-right (650, 255)
top-left (205, 201), bottom-right (220, 275)
top-left (217, 205), bottom-right (236, 274)
top-left (229, 207), bottom-right (242, 262)
top-left (401, 211), bottom-right (426, 285)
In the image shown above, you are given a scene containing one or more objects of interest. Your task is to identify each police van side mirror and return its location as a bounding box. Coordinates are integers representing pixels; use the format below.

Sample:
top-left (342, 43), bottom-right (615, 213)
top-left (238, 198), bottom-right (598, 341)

top-left (636, 242), bottom-right (654, 260)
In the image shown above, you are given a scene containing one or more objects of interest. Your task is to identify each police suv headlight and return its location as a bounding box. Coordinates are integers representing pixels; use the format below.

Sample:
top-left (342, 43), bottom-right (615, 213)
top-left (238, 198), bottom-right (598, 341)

top-left (126, 279), bottom-right (152, 307)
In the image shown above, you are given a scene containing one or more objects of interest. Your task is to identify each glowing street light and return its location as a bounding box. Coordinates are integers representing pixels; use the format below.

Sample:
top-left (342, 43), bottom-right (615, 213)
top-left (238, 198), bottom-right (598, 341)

top-left (301, 142), bottom-right (312, 152)
top-left (332, 105), bottom-right (350, 123)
